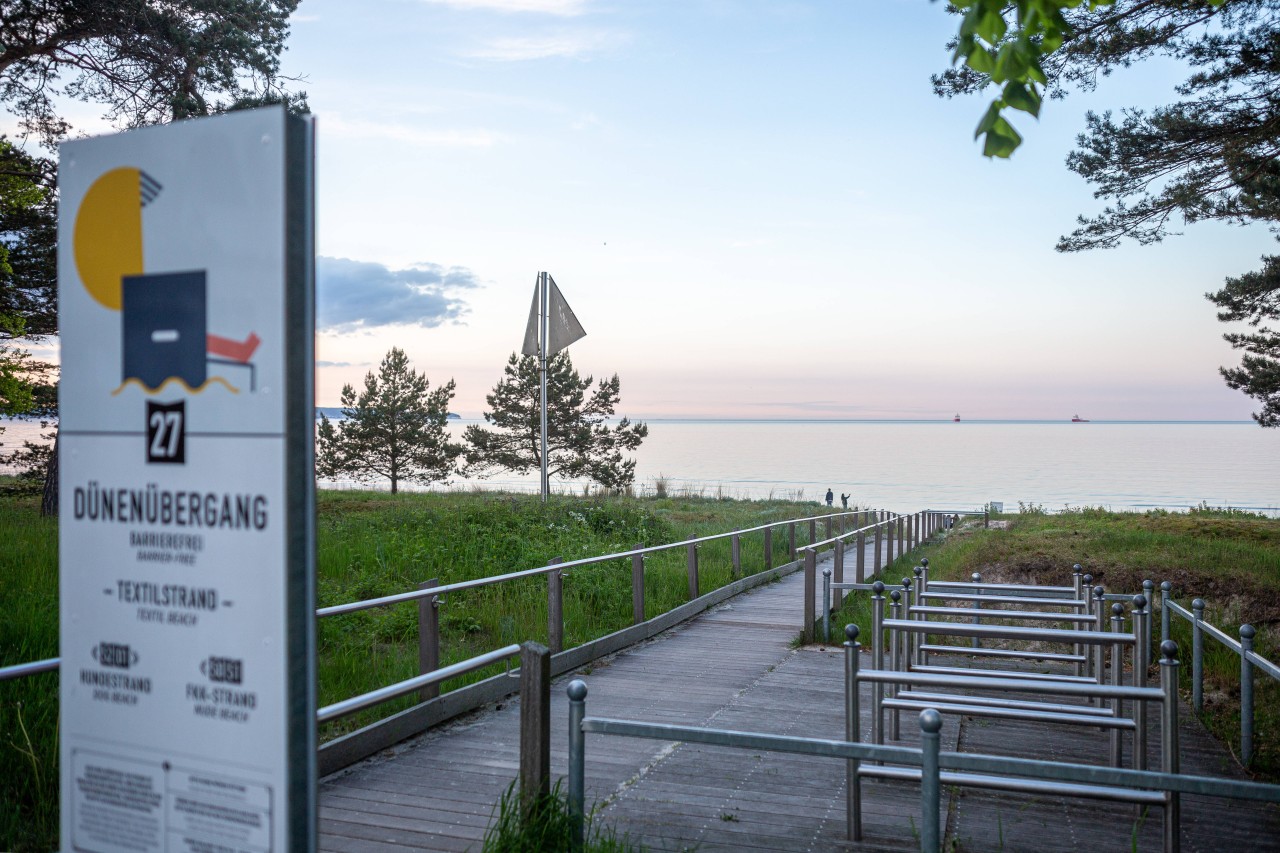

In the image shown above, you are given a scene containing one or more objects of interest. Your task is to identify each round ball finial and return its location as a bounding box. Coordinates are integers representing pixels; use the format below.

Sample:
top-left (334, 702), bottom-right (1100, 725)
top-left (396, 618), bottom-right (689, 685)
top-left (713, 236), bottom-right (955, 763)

top-left (1193, 598), bottom-right (1206, 611)
top-left (1093, 586), bottom-right (1105, 599)
top-left (1143, 579), bottom-right (1154, 592)
top-left (872, 580), bottom-right (885, 594)
top-left (567, 679), bottom-right (588, 701)
top-left (1111, 602), bottom-right (1125, 617)
top-left (921, 558), bottom-right (929, 568)
top-left (1083, 574), bottom-right (1093, 585)
top-left (914, 566), bottom-right (923, 577)
top-left (1241, 624), bottom-right (1256, 640)
top-left (1073, 563), bottom-right (1082, 574)
top-left (901, 577), bottom-right (912, 589)
top-left (1161, 640), bottom-right (1178, 661)
top-left (823, 567), bottom-right (832, 578)
top-left (919, 708), bottom-right (943, 734)
top-left (890, 589), bottom-right (901, 602)
top-left (844, 623), bottom-right (860, 642)
top-left (971, 572), bottom-right (982, 583)
top-left (1160, 581), bottom-right (1172, 592)
top-left (1132, 594), bottom-right (1147, 610)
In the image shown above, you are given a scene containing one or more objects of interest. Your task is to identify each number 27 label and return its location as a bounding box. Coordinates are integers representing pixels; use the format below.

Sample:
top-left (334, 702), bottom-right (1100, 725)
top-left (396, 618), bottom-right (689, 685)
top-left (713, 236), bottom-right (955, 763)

top-left (146, 400), bottom-right (186, 464)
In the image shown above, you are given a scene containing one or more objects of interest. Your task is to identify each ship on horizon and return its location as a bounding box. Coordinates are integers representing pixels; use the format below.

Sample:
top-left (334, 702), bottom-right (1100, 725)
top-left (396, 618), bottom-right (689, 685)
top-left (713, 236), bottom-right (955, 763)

top-left (1071, 414), bottom-right (1090, 423)
top-left (953, 413), bottom-right (961, 422)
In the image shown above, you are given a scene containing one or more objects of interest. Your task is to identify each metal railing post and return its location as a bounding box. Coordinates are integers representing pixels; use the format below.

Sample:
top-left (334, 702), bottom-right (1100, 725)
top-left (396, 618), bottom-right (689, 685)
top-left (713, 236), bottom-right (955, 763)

top-left (1160, 581), bottom-right (1172, 644)
top-left (920, 709), bottom-right (943, 853)
top-left (1142, 579), bottom-right (1155, 674)
top-left (822, 568), bottom-right (832, 644)
top-left (1093, 586), bottom-right (1106, 712)
top-left (889, 589), bottom-right (903, 740)
top-left (833, 538), bottom-right (845, 610)
top-left (519, 642), bottom-right (552, 817)
top-left (1159, 641), bottom-right (1181, 853)
top-left (1192, 599), bottom-right (1205, 714)
top-left (802, 548), bottom-right (817, 644)
top-left (1080, 573), bottom-right (1093, 678)
top-left (901, 576), bottom-right (913, 667)
top-left (1242, 624), bottom-right (1256, 767)
top-left (731, 534), bottom-right (741, 579)
top-left (418, 579), bottom-right (440, 702)
top-left (1072, 565), bottom-right (1083, 673)
top-left (631, 547), bottom-right (645, 625)
top-left (871, 581), bottom-right (885, 745)
top-left (971, 572), bottom-right (982, 650)
top-left (764, 526), bottom-right (773, 571)
top-left (914, 565), bottom-right (926, 666)
top-left (687, 542), bottom-right (699, 600)
top-left (844, 624), bottom-right (862, 842)
top-left (548, 558), bottom-right (564, 655)
top-left (920, 557), bottom-right (930, 591)
top-left (567, 680), bottom-right (587, 852)
top-left (1110, 603), bottom-right (1125, 768)
top-left (1132, 594), bottom-right (1148, 772)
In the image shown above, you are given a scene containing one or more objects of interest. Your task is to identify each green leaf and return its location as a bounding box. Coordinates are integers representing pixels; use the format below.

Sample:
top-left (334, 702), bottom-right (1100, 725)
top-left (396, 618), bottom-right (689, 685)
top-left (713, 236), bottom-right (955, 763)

top-left (1003, 80), bottom-right (1041, 117)
top-left (974, 100), bottom-right (1005, 138)
top-left (966, 46), bottom-right (996, 75)
top-left (981, 115), bottom-right (1023, 158)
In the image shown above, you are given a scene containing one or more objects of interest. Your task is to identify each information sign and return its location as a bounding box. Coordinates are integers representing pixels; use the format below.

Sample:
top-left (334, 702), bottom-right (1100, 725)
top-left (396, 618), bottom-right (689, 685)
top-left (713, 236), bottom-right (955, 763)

top-left (58, 107), bottom-right (315, 853)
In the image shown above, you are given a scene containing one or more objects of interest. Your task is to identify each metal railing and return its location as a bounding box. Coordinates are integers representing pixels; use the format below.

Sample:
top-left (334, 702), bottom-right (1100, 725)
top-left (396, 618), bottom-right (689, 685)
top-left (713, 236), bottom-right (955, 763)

top-left (563, 630), bottom-right (1280, 853)
top-left (1160, 586), bottom-right (1280, 767)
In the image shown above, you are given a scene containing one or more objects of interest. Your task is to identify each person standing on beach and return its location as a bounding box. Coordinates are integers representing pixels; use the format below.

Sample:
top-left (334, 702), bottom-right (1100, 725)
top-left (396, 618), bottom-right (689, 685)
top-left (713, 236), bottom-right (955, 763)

top-left (825, 488), bottom-right (834, 507)
top-left (840, 493), bottom-right (850, 509)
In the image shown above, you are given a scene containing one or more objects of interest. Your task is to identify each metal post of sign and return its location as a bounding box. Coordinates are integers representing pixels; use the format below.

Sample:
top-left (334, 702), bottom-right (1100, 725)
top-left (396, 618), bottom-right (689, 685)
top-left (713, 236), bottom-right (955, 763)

top-left (1159, 642), bottom-right (1181, 853)
top-left (538, 271), bottom-right (549, 502)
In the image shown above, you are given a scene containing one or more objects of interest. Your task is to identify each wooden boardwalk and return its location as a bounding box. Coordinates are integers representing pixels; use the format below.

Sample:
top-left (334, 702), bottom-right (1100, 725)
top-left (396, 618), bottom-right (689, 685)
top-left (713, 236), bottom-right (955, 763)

top-left (319, 556), bottom-right (1280, 852)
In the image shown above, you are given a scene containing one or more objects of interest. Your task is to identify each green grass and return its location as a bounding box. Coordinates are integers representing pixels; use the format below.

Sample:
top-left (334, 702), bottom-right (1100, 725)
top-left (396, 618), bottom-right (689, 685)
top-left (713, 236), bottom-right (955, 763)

top-left (0, 496), bottom-right (59, 852)
top-left (0, 488), bottom-right (829, 851)
top-left (828, 507), bottom-right (1280, 780)
top-left (481, 779), bottom-right (644, 853)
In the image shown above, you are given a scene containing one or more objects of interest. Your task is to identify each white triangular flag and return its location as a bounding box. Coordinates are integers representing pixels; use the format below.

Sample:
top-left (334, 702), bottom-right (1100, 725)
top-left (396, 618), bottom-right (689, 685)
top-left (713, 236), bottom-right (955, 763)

top-left (521, 277), bottom-right (540, 356)
top-left (546, 276), bottom-right (586, 357)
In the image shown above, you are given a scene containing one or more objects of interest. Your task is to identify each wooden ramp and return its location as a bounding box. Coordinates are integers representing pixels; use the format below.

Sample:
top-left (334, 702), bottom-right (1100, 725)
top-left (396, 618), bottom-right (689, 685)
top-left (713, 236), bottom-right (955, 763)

top-left (319, 559), bottom-right (1280, 852)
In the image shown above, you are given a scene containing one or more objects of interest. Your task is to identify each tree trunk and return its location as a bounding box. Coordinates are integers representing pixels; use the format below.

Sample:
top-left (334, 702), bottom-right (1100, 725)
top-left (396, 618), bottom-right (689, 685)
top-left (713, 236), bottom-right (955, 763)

top-left (40, 428), bottom-right (59, 517)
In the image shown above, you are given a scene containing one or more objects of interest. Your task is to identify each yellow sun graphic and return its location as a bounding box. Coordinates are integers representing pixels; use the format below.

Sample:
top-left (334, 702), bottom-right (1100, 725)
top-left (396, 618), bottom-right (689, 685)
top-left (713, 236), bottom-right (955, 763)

top-left (73, 167), bottom-right (160, 310)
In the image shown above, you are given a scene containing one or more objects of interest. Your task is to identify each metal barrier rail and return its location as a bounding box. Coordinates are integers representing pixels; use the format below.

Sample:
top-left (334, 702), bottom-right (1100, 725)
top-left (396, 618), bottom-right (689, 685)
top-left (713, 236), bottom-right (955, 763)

top-left (0, 657), bottom-right (58, 681)
top-left (317, 643), bottom-right (521, 723)
top-left (563, 634), bottom-right (1280, 853)
top-left (320, 507), bottom-right (884, 619)
top-left (1162, 595), bottom-right (1279, 767)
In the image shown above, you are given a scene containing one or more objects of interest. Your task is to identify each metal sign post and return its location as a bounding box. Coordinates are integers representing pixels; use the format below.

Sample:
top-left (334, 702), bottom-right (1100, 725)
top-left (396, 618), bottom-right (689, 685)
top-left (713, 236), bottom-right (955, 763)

top-left (58, 106), bottom-right (316, 853)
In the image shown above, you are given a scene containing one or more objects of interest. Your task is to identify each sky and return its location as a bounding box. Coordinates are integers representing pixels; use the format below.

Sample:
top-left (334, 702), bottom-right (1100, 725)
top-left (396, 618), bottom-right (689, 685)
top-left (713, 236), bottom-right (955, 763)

top-left (36, 1), bottom-right (1280, 420)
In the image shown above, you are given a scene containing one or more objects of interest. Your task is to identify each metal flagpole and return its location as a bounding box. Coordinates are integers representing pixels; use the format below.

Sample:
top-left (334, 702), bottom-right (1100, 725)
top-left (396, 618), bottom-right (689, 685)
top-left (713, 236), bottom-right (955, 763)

top-left (539, 271), bottom-right (549, 502)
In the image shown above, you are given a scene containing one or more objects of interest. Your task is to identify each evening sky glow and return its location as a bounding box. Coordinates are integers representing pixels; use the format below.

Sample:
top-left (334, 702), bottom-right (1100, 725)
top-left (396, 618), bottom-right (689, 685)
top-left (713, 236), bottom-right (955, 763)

top-left (34, 2), bottom-right (1280, 420)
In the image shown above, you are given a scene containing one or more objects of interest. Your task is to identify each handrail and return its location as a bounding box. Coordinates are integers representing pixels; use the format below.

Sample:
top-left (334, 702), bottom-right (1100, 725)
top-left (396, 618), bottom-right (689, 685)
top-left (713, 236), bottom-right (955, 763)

top-left (318, 644), bottom-right (521, 723)
top-left (319, 507), bottom-right (884, 618)
top-left (0, 657), bottom-right (58, 681)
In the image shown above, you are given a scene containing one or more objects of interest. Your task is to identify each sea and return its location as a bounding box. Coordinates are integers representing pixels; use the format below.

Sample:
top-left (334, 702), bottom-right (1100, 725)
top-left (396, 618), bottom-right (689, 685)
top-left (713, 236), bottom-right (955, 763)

top-left (8, 417), bottom-right (1277, 514)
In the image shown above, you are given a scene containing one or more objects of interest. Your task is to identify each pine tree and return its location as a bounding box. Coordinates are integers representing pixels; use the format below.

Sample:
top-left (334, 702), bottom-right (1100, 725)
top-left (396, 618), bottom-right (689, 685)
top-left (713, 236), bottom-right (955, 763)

top-left (317, 348), bottom-right (462, 493)
top-left (464, 352), bottom-right (648, 490)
